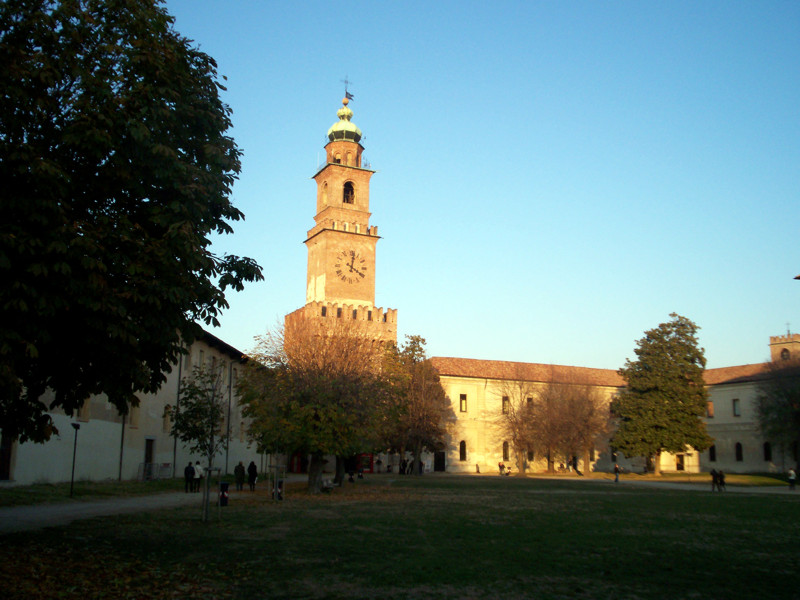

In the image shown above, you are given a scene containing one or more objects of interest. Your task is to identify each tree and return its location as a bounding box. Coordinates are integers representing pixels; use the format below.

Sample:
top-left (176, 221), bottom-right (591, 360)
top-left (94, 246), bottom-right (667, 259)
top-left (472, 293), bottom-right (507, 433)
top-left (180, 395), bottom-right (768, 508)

top-left (610, 313), bottom-right (713, 474)
top-left (389, 336), bottom-right (454, 475)
top-left (492, 371), bottom-right (538, 475)
top-left (529, 381), bottom-right (567, 473)
top-left (0, 0), bottom-right (262, 442)
top-left (240, 319), bottom-right (388, 493)
top-left (756, 358), bottom-right (800, 469)
top-left (166, 365), bottom-right (228, 522)
top-left (557, 381), bottom-right (611, 475)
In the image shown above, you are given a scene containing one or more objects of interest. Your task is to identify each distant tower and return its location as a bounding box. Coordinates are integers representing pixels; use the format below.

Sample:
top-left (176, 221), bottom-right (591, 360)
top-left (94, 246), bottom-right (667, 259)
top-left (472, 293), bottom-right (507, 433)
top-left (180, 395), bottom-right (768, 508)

top-left (285, 97), bottom-right (397, 343)
top-left (769, 333), bottom-right (800, 362)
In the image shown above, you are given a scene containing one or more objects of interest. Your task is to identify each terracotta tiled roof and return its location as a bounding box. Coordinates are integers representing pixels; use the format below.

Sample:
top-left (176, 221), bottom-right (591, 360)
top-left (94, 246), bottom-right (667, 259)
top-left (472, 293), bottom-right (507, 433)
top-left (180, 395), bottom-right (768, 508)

top-left (703, 363), bottom-right (770, 385)
top-left (431, 357), bottom-right (772, 388)
top-left (430, 357), bottom-right (625, 387)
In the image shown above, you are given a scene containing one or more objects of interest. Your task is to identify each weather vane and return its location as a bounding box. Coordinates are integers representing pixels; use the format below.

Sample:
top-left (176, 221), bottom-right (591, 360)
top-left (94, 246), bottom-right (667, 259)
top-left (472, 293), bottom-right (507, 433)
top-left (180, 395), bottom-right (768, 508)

top-left (341, 76), bottom-right (354, 101)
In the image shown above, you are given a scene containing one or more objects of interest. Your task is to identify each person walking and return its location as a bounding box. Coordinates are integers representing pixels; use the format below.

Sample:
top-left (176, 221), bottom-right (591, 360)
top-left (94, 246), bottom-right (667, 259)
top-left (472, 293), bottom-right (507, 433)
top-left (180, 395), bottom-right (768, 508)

top-left (234, 461), bottom-right (246, 492)
top-left (247, 461), bottom-right (258, 491)
top-left (183, 462), bottom-right (195, 493)
top-left (193, 461), bottom-right (204, 493)
top-left (789, 468), bottom-right (796, 491)
top-left (718, 470), bottom-right (726, 491)
top-left (614, 463), bottom-right (620, 483)
top-left (710, 468), bottom-right (719, 492)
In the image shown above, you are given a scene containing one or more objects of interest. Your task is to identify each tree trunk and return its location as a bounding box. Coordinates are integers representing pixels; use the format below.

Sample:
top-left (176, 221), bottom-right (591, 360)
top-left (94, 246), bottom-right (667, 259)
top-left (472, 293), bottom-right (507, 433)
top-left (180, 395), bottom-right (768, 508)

top-left (514, 449), bottom-right (525, 476)
top-left (653, 451), bottom-right (661, 476)
top-left (547, 447), bottom-right (555, 473)
top-left (307, 453), bottom-right (325, 493)
top-left (333, 455), bottom-right (345, 486)
top-left (582, 448), bottom-right (591, 476)
top-left (411, 442), bottom-right (423, 475)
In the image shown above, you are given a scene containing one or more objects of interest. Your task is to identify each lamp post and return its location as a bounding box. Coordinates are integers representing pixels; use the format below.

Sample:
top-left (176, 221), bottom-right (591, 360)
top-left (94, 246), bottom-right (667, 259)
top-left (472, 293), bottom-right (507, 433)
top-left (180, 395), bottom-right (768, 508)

top-left (70, 422), bottom-right (80, 497)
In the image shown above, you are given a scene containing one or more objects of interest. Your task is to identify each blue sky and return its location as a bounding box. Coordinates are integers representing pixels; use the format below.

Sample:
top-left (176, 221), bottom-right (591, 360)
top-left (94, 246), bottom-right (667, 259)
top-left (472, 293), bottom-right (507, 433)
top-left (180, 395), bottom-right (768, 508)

top-left (165, 0), bottom-right (799, 370)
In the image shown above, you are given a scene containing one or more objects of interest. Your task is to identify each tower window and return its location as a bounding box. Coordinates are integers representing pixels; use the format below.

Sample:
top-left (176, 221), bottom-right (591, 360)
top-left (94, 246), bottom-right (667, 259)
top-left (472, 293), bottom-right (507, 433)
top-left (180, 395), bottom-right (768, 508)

top-left (321, 306), bottom-right (327, 317)
top-left (352, 309), bottom-right (357, 319)
top-left (732, 398), bottom-right (741, 417)
top-left (459, 394), bottom-right (467, 412)
top-left (343, 182), bottom-right (355, 204)
top-left (367, 310), bottom-right (372, 321)
top-left (764, 442), bottom-right (772, 462)
top-left (502, 441), bottom-right (510, 461)
top-left (336, 308), bottom-right (342, 318)
top-left (706, 401), bottom-right (714, 418)
top-left (781, 348), bottom-right (790, 360)
top-left (459, 441), bottom-right (467, 462)
top-left (735, 442), bottom-right (743, 462)
top-left (502, 396), bottom-right (510, 414)
top-left (708, 445), bottom-right (716, 462)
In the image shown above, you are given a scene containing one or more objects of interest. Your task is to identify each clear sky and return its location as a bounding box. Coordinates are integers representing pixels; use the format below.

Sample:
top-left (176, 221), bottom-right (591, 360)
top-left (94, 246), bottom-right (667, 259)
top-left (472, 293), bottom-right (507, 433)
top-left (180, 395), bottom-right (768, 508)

top-left (164, 0), bottom-right (799, 370)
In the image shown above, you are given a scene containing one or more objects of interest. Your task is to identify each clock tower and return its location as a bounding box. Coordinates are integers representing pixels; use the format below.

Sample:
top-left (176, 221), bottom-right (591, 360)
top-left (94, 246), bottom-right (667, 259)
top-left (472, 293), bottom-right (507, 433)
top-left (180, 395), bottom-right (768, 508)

top-left (285, 97), bottom-right (397, 343)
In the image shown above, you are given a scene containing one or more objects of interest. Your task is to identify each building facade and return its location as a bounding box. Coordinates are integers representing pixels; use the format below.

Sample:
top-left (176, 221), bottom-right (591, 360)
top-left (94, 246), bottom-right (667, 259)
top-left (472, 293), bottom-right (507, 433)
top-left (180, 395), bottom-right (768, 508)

top-left (433, 334), bottom-right (799, 475)
top-left (1, 331), bottom-right (261, 485)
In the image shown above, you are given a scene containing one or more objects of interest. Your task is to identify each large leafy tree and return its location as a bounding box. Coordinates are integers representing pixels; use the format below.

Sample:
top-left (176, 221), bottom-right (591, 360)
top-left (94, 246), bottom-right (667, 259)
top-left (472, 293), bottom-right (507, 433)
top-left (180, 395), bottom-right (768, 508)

top-left (610, 313), bottom-right (712, 474)
top-left (240, 319), bottom-right (389, 493)
top-left (0, 0), bottom-right (262, 442)
top-left (387, 336), bottom-right (453, 475)
top-left (756, 358), bottom-right (800, 468)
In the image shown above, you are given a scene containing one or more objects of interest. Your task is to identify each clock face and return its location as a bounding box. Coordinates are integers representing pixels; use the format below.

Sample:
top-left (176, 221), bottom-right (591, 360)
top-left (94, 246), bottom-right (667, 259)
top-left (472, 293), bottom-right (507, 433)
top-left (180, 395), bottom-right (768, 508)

top-left (334, 249), bottom-right (367, 284)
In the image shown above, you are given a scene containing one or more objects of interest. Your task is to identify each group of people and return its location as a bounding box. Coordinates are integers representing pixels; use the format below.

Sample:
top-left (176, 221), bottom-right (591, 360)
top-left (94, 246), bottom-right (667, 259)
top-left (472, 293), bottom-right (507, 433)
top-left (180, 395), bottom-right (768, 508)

top-left (183, 461), bottom-right (204, 493)
top-left (233, 461), bottom-right (259, 491)
top-left (184, 460), bottom-right (259, 493)
top-left (398, 459), bottom-right (422, 475)
top-left (710, 468), bottom-right (727, 491)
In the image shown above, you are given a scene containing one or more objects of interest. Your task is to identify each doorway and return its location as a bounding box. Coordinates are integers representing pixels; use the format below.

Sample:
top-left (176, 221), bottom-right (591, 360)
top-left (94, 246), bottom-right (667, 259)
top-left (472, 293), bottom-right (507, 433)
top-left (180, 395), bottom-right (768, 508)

top-left (434, 451), bottom-right (446, 472)
top-left (0, 432), bottom-right (12, 480)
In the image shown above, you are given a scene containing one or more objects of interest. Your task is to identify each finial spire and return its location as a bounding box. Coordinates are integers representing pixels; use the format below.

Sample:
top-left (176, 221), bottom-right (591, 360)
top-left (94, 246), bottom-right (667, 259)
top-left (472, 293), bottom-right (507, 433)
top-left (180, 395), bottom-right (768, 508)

top-left (341, 75), bottom-right (354, 102)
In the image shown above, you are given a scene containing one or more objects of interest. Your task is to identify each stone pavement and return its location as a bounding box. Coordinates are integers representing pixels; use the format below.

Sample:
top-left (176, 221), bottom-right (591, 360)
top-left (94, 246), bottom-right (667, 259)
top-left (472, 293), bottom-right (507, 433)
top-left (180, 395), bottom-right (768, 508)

top-left (0, 491), bottom-right (200, 534)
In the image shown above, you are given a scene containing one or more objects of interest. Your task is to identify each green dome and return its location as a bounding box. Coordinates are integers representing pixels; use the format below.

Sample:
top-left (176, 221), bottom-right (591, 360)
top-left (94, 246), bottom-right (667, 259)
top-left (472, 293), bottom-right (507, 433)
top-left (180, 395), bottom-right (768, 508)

top-left (327, 98), bottom-right (362, 143)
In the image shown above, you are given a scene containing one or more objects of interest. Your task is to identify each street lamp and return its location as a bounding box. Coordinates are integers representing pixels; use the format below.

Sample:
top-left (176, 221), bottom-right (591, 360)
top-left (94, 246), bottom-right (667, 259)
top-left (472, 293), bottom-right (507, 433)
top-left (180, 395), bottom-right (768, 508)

top-left (70, 422), bottom-right (80, 497)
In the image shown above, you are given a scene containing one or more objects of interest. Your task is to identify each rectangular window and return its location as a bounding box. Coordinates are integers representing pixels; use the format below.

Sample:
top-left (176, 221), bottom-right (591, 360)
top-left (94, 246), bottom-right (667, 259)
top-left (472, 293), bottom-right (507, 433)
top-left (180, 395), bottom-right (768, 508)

top-left (502, 396), bottom-right (510, 414)
top-left (706, 401), bottom-right (714, 418)
top-left (709, 445), bottom-right (716, 462)
top-left (129, 404), bottom-right (140, 429)
top-left (367, 310), bottom-right (372, 321)
top-left (353, 309), bottom-right (358, 319)
top-left (732, 398), bottom-right (741, 417)
top-left (321, 306), bottom-right (327, 317)
top-left (336, 307), bottom-right (342, 318)
top-left (77, 399), bottom-right (91, 422)
top-left (459, 394), bottom-right (467, 413)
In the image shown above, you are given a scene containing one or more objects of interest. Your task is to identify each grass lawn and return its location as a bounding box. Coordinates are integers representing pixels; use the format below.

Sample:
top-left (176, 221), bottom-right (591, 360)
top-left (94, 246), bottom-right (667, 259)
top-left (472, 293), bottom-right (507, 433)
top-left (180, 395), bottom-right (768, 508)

top-left (1, 474), bottom-right (798, 599)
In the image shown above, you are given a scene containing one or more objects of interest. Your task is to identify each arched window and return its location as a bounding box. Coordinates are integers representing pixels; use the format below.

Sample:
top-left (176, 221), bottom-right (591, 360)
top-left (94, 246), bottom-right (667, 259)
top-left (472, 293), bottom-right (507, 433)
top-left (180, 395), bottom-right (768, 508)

top-left (322, 182), bottom-right (328, 205)
top-left (781, 348), bottom-right (790, 360)
top-left (502, 441), bottom-right (509, 461)
top-left (735, 442), bottom-right (743, 462)
top-left (343, 182), bottom-right (355, 204)
top-left (459, 441), bottom-right (467, 462)
top-left (763, 442), bottom-right (772, 462)
top-left (708, 445), bottom-right (716, 462)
